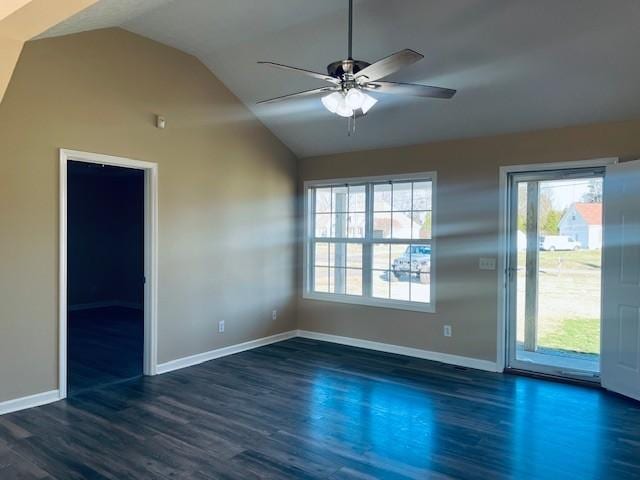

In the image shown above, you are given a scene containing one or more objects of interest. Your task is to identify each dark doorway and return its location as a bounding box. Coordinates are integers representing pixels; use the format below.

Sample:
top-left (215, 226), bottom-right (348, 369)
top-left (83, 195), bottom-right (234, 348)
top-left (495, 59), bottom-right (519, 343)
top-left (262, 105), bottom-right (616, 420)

top-left (67, 161), bottom-right (145, 396)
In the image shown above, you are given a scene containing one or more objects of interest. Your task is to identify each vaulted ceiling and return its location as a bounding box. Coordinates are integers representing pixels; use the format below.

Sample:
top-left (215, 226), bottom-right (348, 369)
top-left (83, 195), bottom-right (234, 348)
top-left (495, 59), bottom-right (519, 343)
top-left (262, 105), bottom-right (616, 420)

top-left (40, 0), bottom-right (640, 158)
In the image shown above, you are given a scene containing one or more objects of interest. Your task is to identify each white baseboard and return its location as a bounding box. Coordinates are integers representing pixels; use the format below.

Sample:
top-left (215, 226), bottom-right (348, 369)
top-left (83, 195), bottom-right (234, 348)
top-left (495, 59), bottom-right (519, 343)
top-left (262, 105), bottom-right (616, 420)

top-left (1, 329), bottom-right (498, 417)
top-left (296, 330), bottom-right (501, 372)
top-left (68, 300), bottom-right (143, 312)
top-left (0, 390), bottom-right (61, 416)
top-left (156, 330), bottom-right (298, 374)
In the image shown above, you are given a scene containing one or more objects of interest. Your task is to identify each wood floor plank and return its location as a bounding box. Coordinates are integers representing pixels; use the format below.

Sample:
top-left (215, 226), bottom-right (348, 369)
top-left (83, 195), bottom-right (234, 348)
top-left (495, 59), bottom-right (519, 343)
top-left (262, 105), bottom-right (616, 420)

top-left (1, 337), bottom-right (639, 479)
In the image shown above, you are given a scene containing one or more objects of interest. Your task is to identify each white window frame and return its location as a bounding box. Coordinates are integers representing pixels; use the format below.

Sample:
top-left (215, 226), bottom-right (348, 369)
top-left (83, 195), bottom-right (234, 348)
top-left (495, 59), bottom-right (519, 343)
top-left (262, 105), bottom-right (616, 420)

top-left (303, 172), bottom-right (437, 313)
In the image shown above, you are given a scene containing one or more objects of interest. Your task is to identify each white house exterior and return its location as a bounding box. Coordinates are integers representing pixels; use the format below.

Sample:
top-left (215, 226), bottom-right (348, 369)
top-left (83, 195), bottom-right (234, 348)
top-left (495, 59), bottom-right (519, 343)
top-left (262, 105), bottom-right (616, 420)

top-left (558, 203), bottom-right (602, 249)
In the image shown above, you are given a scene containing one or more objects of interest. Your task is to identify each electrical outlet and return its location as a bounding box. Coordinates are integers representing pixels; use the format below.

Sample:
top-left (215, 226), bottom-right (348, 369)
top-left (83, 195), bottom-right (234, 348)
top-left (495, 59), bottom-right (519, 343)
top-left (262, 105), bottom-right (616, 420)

top-left (443, 325), bottom-right (452, 337)
top-left (272, 310), bottom-right (277, 320)
top-left (218, 320), bottom-right (225, 333)
top-left (479, 257), bottom-right (497, 271)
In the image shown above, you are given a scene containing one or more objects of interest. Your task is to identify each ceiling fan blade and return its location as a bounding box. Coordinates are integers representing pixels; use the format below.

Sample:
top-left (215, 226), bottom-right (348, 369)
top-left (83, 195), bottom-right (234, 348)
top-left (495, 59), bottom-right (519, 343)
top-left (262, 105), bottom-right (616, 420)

top-left (258, 62), bottom-right (340, 84)
top-left (257, 86), bottom-right (338, 104)
top-left (363, 81), bottom-right (456, 99)
top-left (354, 49), bottom-right (424, 82)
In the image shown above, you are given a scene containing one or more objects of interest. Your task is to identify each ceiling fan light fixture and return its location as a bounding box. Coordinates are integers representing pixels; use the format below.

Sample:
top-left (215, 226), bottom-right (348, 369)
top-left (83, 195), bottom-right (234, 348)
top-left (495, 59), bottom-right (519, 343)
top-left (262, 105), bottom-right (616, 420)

top-left (345, 88), bottom-right (365, 110)
top-left (321, 92), bottom-right (343, 113)
top-left (335, 99), bottom-right (354, 118)
top-left (322, 89), bottom-right (377, 117)
top-left (360, 93), bottom-right (378, 114)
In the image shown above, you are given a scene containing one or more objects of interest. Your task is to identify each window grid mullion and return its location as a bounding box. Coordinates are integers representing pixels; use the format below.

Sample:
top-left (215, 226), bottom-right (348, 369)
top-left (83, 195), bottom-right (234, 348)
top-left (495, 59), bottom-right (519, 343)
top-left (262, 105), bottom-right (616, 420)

top-left (308, 189), bottom-right (317, 292)
top-left (390, 181), bottom-right (395, 239)
top-left (363, 183), bottom-right (374, 298)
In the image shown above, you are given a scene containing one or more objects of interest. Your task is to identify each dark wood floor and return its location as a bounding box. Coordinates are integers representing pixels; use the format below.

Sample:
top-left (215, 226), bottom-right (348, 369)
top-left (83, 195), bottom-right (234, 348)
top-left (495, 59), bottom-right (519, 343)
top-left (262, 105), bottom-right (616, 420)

top-left (68, 307), bottom-right (143, 396)
top-left (1, 337), bottom-right (639, 479)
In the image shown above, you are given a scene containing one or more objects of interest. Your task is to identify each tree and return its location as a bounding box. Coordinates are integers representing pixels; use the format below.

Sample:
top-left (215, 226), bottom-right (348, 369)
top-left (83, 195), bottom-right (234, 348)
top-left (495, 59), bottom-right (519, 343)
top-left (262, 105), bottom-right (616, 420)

top-left (582, 179), bottom-right (603, 203)
top-left (517, 183), bottom-right (563, 234)
top-left (541, 209), bottom-right (563, 235)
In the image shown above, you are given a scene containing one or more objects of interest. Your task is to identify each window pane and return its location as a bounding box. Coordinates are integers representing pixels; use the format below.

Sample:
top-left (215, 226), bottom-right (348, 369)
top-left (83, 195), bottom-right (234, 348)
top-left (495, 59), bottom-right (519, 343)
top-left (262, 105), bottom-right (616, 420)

top-left (392, 182), bottom-right (412, 211)
top-left (413, 211), bottom-right (432, 239)
top-left (390, 243), bottom-right (411, 278)
top-left (333, 212), bottom-right (348, 238)
top-left (374, 184), bottom-right (392, 211)
top-left (314, 267), bottom-right (329, 292)
top-left (411, 274), bottom-right (430, 303)
top-left (348, 213), bottom-right (365, 238)
top-left (373, 212), bottom-right (392, 239)
top-left (329, 243), bottom-right (347, 268)
top-left (314, 242), bottom-right (329, 266)
top-left (349, 185), bottom-right (366, 213)
top-left (315, 213), bottom-right (331, 238)
top-left (329, 268), bottom-right (346, 295)
top-left (409, 244), bottom-right (431, 273)
top-left (373, 243), bottom-right (390, 270)
top-left (390, 274), bottom-right (410, 301)
top-left (391, 211), bottom-right (414, 239)
top-left (413, 181), bottom-right (432, 211)
top-left (346, 268), bottom-right (363, 296)
top-left (332, 186), bottom-right (348, 213)
top-left (390, 244), bottom-right (431, 277)
top-left (347, 244), bottom-right (363, 268)
top-left (315, 188), bottom-right (332, 213)
top-left (373, 270), bottom-right (390, 299)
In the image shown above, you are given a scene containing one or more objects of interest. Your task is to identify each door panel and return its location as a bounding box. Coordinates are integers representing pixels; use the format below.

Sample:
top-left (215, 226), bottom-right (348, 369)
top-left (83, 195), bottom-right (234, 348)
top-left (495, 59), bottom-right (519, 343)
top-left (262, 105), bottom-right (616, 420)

top-left (617, 305), bottom-right (639, 369)
top-left (602, 160), bottom-right (640, 401)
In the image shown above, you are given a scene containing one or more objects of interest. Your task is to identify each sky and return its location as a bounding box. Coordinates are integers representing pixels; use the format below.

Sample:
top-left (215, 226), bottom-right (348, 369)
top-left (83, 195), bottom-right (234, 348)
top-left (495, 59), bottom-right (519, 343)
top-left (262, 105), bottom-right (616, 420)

top-left (539, 178), bottom-right (601, 211)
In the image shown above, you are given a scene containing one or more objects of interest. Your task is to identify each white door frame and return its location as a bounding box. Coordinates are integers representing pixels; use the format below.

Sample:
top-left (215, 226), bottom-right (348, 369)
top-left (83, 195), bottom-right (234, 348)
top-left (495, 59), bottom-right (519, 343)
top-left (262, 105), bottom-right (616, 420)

top-left (59, 149), bottom-right (158, 399)
top-left (496, 157), bottom-right (617, 372)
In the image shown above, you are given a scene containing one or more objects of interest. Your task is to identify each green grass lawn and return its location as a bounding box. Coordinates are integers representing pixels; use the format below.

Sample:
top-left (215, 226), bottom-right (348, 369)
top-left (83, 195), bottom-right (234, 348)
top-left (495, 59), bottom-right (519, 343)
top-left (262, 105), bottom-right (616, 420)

top-left (539, 317), bottom-right (601, 355)
top-left (518, 248), bottom-right (601, 270)
top-left (516, 249), bottom-right (602, 355)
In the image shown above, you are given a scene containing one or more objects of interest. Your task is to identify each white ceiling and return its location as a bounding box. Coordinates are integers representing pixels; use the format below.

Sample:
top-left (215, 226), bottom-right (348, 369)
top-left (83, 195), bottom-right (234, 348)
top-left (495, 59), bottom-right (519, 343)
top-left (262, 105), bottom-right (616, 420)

top-left (40, 0), bottom-right (640, 158)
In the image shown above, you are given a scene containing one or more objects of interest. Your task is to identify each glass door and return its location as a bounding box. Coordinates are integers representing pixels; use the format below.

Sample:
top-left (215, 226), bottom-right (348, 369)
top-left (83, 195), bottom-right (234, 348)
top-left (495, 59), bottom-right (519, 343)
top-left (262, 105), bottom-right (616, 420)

top-left (507, 167), bottom-right (604, 381)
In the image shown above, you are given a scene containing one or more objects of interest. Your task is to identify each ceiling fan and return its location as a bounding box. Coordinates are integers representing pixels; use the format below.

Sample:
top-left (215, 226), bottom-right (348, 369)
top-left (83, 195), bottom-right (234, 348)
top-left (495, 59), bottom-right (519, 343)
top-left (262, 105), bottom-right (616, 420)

top-left (257, 0), bottom-right (456, 124)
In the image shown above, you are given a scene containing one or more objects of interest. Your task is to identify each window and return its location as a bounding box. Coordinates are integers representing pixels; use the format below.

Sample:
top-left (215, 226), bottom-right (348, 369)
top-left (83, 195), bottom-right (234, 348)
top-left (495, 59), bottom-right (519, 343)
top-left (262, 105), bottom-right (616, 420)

top-left (304, 173), bottom-right (435, 312)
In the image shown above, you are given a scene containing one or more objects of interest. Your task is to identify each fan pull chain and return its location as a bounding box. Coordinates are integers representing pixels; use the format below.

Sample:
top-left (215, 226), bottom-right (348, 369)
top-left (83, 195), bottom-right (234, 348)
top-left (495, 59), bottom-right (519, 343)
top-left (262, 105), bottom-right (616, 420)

top-left (347, 112), bottom-right (357, 137)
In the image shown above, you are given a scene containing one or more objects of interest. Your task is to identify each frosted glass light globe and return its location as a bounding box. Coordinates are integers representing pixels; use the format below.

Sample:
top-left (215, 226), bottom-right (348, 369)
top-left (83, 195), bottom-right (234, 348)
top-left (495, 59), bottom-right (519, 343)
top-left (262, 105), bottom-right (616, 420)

top-left (321, 92), bottom-right (342, 113)
top-left (361, 94), bottom-right (378, 114)
top-left (345, 88), bottom-right (366, 110)
top-left (336, 95), bottom-right (353, 118)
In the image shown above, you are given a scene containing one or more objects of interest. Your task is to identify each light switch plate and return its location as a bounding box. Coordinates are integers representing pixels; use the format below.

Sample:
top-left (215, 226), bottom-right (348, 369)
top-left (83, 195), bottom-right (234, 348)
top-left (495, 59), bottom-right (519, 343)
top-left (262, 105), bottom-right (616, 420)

top-left (479, 257), bottom-right (497, 271)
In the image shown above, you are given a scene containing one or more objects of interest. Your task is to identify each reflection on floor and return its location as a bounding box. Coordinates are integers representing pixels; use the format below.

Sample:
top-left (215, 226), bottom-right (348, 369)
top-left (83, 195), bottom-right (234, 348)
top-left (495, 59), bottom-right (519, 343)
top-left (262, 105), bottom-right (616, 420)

top-left (1, 338), bottom-right (638, 479)
top-left (68, 306), bottom-right (143, 396)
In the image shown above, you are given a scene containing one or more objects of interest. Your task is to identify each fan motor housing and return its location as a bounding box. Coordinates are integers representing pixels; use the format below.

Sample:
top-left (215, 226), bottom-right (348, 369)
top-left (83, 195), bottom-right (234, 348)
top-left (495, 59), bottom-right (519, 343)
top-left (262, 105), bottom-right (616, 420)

top-left (327, 59), bottom-right (370, 78)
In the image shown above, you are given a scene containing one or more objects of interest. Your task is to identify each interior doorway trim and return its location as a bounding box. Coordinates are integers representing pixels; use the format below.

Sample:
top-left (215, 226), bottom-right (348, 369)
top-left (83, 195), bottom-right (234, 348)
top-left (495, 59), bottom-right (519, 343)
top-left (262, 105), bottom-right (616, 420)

top-left (59, 149), bottom-right (159, 399)
top-left (496, 157), bottom-right (617, 373)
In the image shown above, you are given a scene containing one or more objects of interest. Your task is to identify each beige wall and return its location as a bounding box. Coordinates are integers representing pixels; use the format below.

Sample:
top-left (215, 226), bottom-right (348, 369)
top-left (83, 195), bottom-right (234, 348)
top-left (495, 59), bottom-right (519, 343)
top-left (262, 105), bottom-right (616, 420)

top-left (0, 28), bottom-right (297, 402)
top-left (298, 119), bottom-right (640, 362)
top-left (0, 0), bottom-right (99, 104)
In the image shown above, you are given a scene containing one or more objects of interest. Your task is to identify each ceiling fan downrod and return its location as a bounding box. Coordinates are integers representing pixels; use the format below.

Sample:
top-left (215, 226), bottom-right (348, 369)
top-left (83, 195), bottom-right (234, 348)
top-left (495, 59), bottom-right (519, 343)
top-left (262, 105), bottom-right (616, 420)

top-left (348, 0), bottom-right (353, 60)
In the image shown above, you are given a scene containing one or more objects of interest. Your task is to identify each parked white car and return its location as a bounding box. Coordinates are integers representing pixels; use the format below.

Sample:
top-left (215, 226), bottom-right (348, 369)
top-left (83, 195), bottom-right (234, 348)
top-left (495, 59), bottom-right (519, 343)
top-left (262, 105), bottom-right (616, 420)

top-left (539, 235), bottom-right (580, 251)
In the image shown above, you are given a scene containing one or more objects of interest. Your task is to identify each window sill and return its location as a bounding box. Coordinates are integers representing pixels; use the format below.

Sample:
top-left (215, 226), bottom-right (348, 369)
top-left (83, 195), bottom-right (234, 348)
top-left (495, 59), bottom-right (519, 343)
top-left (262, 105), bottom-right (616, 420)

top-left (302, 291), bottom-right (436, 314)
